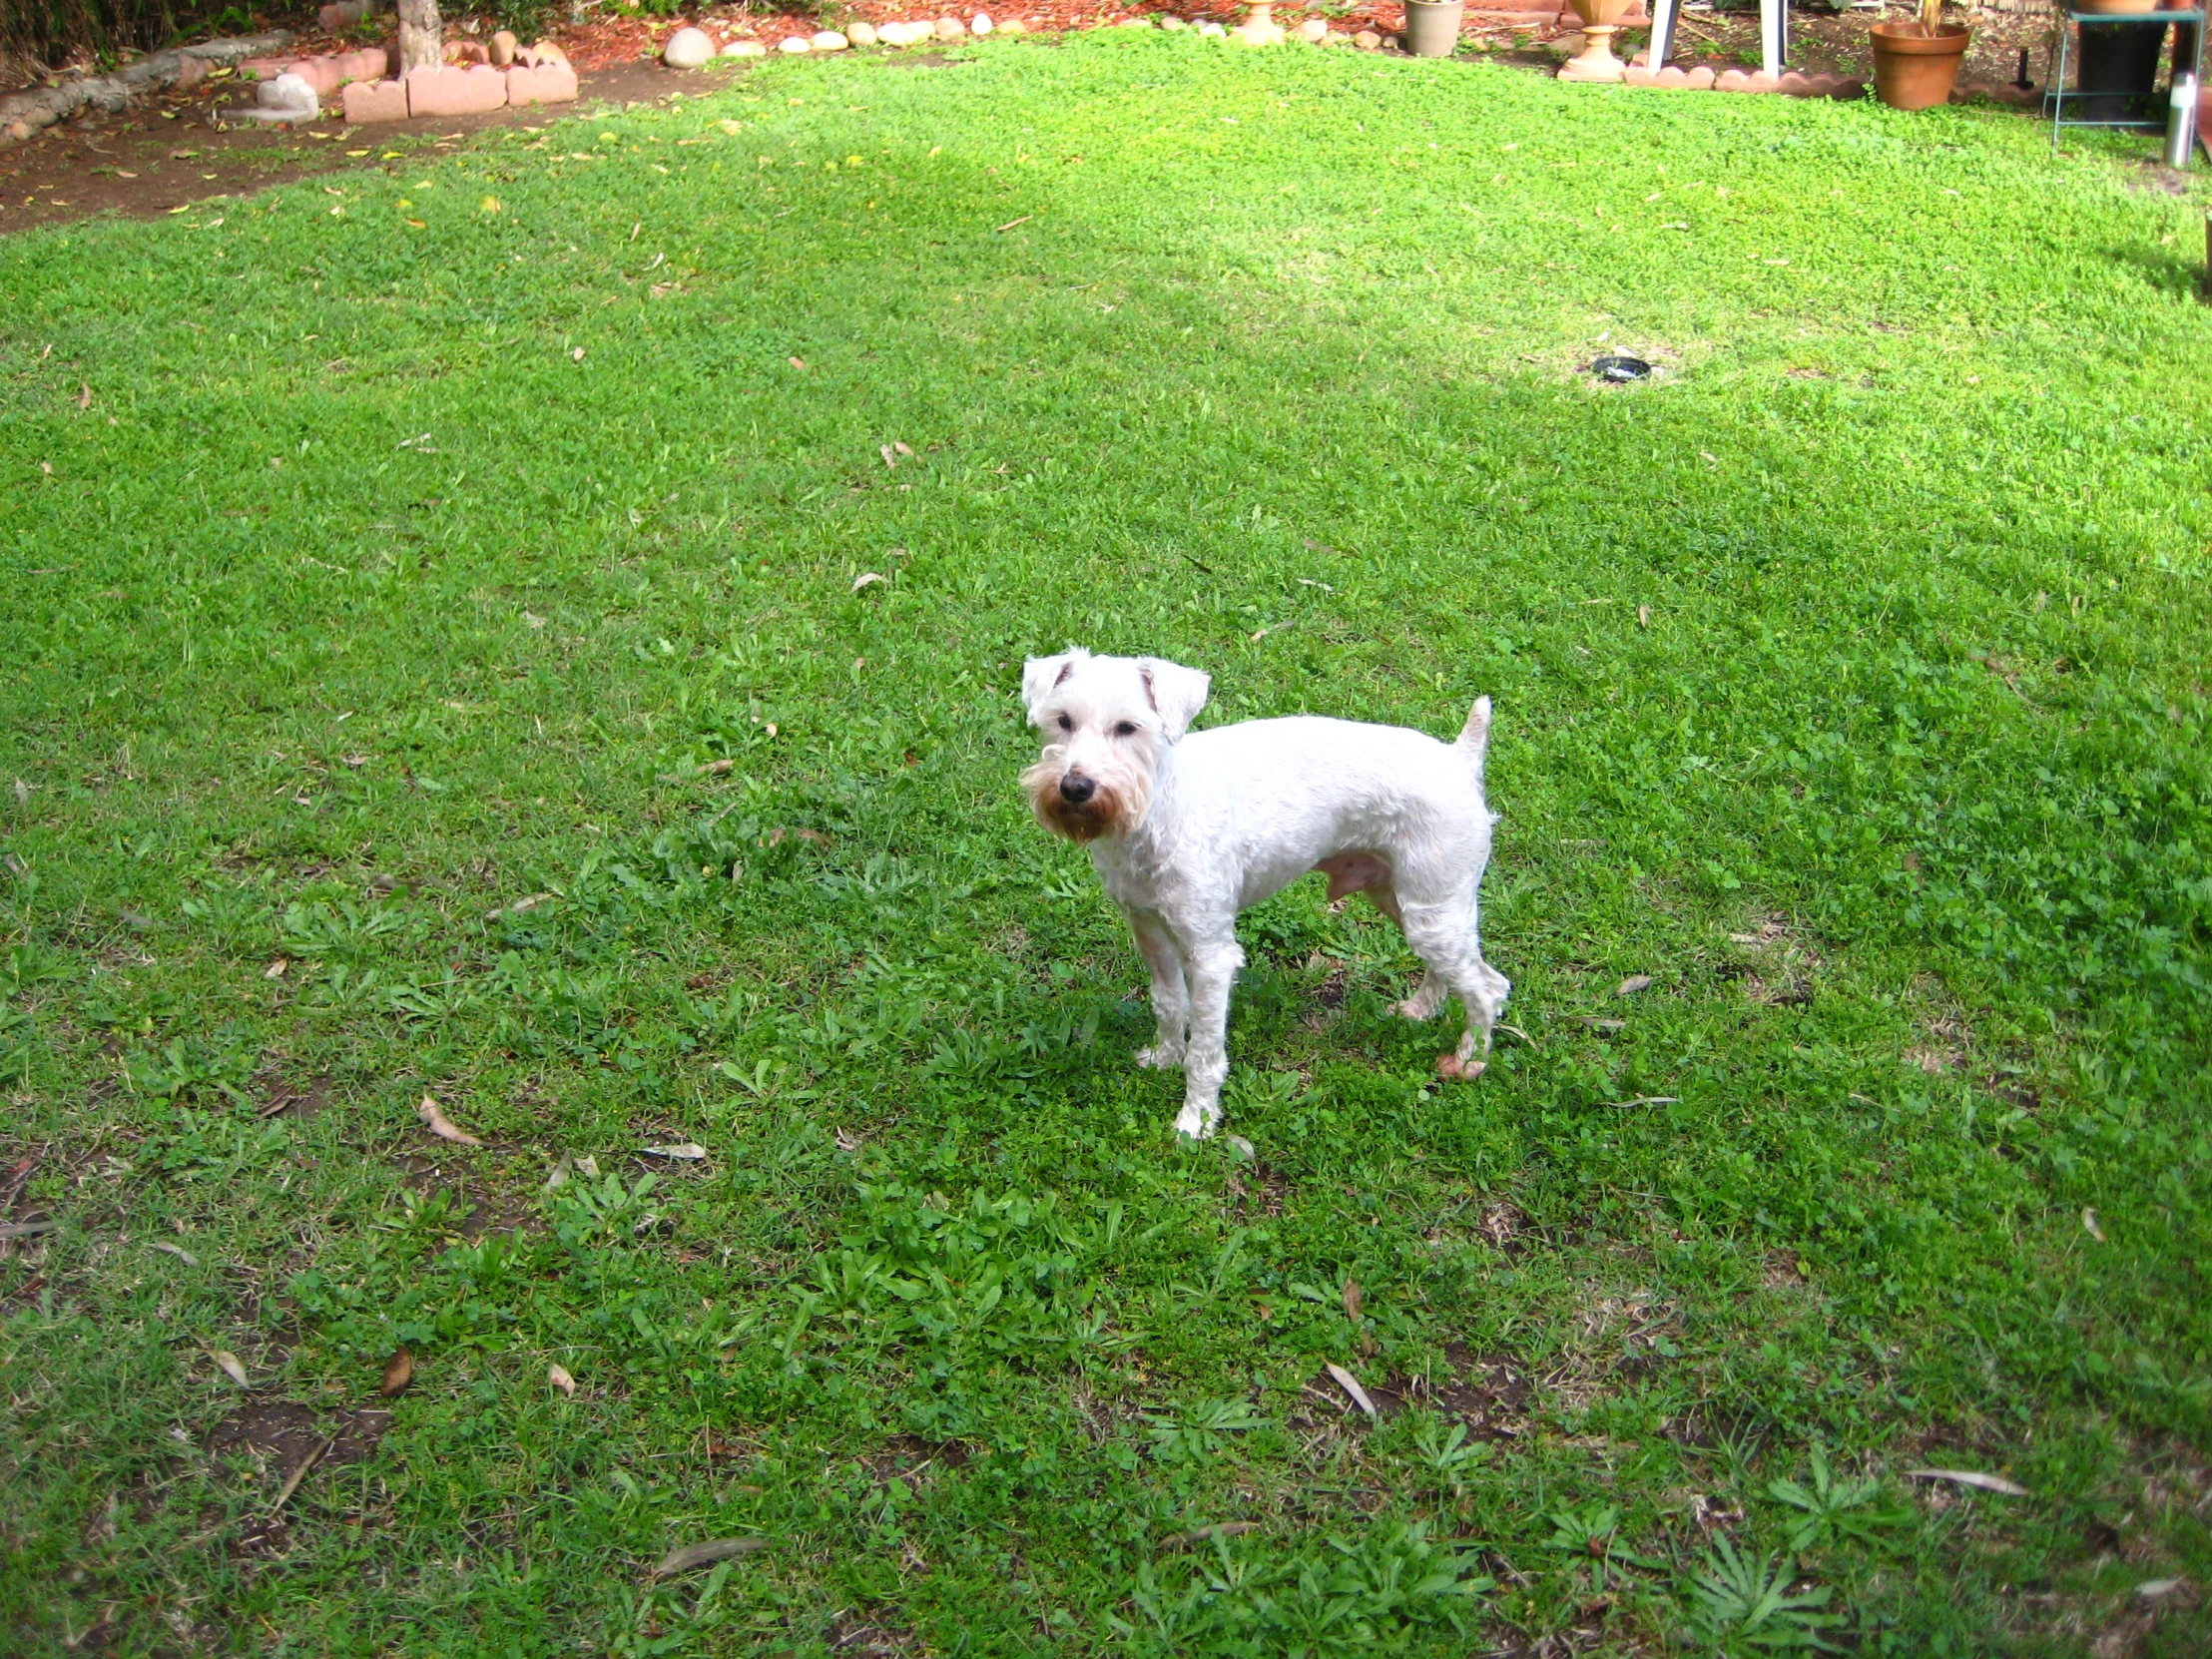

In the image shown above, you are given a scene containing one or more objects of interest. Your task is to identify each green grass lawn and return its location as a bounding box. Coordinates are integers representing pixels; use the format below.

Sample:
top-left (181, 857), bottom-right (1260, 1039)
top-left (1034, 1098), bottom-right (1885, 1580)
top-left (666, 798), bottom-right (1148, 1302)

top-left (4, 32), bottom-right (2210, 1656)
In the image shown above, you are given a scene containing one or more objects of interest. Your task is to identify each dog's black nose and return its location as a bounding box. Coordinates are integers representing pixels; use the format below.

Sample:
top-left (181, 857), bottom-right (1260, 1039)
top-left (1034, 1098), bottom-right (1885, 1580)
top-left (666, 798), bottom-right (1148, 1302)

top-left (1058, 773), bottom-right (1097, 806)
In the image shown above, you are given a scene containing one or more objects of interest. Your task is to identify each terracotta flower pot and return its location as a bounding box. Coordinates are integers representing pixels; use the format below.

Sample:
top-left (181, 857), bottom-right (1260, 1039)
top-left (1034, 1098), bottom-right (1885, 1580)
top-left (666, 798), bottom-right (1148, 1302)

top-left (1870, 22), bottom-right (1970, 111)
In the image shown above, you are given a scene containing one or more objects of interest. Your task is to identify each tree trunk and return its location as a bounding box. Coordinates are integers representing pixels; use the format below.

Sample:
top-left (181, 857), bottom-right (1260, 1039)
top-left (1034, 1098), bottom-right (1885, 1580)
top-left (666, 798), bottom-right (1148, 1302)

top-left (398, 0), bottom-right (442, 74)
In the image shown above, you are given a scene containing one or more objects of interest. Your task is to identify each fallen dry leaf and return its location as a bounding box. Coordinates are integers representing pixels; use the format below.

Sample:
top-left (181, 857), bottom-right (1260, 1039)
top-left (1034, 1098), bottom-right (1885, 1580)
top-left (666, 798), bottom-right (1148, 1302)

top-left (850, 571), bottom-right (887, 594)
top-left (380, 1348), bottom-right (415, 1396)
top-left (879, 443), bottom-right (899, 468)
top-left (269, 1437), bottom-right (330, 1513)
top-left (76, 383), bottom-right (93, 411)
top-left (654, 1536), bottom-right (770, 1577)
top-left (417, 1095), bottom-right (482, 1146)
top-left (149, 1240), bottom-right (201, 1267)
top-left (548, 1363), bottom-right (576, 1396)
top-left (2081, 1207), bottom-right (2106, 1244)
top-left (1325, 1362), bottom-right (1378, 1420)
top-left (211, 1350), bottom-right (249, 1386)
top-left (1907, 1467), bottom-right (2027, 1497)
top-left (264, 957), bottom-right (288, 979)
top-left (640, 1142), bottom-right (708, 1161)
top-left (1637, 604), bottom-right (1651, 628)
top-left (788, 355), bottom-right (807, 370)
top-left (1616, 974), bottom-right (1654, 996)
top-left (1341, 1278), bottom-right (1363, 1324)
top-left (834, 1128), bottom-right (864, 1152)
top-left (893, 440), bottom-right (912, 457)
top-left (1166, 1520), bottom-right (1259, 1548)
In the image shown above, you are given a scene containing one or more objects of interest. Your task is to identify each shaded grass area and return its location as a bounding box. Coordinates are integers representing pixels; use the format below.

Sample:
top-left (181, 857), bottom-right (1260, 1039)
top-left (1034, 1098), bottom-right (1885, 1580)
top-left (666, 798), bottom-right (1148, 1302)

top-left (4, 33), bottom-right (2210, 1656)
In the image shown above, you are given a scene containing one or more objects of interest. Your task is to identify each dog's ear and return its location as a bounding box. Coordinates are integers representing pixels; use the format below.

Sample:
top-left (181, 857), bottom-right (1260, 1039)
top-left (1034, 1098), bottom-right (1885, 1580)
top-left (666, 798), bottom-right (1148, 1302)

top-left (1021, 648), bottom-right (1088, 725)
top-left (1137, 658), bottom-right (1211, 743)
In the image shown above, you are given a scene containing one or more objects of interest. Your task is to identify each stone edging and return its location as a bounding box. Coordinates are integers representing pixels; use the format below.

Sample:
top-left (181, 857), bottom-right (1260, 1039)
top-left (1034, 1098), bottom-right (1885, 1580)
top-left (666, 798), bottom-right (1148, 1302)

top-left (0, 32), bottom-right (294, 148)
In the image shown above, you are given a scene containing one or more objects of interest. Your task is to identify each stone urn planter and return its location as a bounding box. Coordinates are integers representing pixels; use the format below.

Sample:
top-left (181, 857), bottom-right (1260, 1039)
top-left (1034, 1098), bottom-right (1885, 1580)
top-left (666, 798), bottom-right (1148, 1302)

top-left (1870, 0), bottom-right (1971, 110)
top-left (1402, 0), bottom-right (1465, 57)
top-left (1558, 0), bottom-right (1633, 83)
top-left (1234, 2), bottom-right (1288, 44)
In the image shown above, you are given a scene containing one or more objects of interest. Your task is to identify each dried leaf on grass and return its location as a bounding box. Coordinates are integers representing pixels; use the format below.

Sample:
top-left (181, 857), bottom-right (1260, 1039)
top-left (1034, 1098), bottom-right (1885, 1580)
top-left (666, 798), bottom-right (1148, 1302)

top-left (416, 1095), bottom-right (481, 1146)
top-left (2081, 1208), bottom-right (2107, 1243)
top-left (640, 1142), bottom-right (707, 1161)
top-left (1341, 1278), bottom-right (1363, 1324)
top-left (1325, 1363), bottom-right (1378, 1420)
top-left (148, 1240), bottom-right (201, 1267)
top-left (269, 1438), bottom-right (330, 1513)
top-left (380, 1349), bottom-right (414, 1396)
top-left (1906, 1467), bottom-right (2027, 1497)
top-left (1616, 974), bottom-right (1654, 996)
top-left (548, 1364), bottom-right (576, 1396)
top-left (654, 1536), bottom-right (770, 1577)
top-left (850, 571), bottom-right (887, 593)
top-left (1165, 1520), bottom-right (1258, 1548)
top-left (211, 1350), bottom-right (250, 1386)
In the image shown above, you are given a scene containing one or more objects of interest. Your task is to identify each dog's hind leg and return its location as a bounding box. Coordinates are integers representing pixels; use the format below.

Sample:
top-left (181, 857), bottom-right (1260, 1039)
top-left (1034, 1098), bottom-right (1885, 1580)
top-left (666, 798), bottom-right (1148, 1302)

top-left (1396, 896), bottom-right (1508, 1079)
top-left (1125, 909), bottom-right (1189, 1070)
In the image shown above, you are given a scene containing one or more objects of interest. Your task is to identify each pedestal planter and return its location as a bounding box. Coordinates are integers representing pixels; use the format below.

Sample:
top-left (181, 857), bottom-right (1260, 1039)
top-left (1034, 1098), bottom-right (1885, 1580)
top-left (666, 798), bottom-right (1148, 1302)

top-left (1559, 0), bottom-right (1633, 81)
top-left (1402, 0), bottom-right (1465, 57)
top-left (1870, 22), bottom-right (1970, 110)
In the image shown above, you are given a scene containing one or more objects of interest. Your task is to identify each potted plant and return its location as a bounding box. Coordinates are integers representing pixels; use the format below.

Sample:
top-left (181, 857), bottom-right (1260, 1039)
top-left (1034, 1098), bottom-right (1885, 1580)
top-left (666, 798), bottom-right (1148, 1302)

top-left (1557, 0), bottom-right (1633, 83)
top-left (1403, 0), bottom-right (1465, 58)
top-left (1870, 0), bottom-right (1972, 111)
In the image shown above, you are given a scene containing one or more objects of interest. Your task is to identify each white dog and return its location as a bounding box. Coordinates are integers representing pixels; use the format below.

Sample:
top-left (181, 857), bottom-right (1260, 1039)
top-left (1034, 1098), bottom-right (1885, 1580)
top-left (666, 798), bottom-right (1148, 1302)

top-left (1020, 648), bottom-right (1508, 1140)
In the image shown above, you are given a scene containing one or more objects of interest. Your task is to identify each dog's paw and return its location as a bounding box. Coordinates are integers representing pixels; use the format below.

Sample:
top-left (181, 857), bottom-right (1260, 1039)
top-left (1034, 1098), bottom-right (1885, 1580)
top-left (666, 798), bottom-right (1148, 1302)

top-left (1135, 1043), bottom-right (1186, 1071)
top-left (1173, 1106), bottom-right (1220, 1141)
top-left (1394, 998), bottom-right (1429, 1021)
top-left (1434, 1053), bottom-right (1486, 1080)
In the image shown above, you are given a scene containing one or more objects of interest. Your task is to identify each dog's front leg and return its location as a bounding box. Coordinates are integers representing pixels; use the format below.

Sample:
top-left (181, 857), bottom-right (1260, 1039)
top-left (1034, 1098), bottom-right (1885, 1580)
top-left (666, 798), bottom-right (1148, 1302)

top-left (1172, 930), bottom-right (1244, 1140)
top-left (1125, 909), bottom-right (1189, 1070)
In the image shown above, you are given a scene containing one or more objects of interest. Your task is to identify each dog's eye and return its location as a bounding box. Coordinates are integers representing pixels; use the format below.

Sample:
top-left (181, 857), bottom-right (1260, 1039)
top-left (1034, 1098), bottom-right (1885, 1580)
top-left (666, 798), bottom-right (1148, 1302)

top-left (1056, 714), bottom-right (1073, 732)
top-left (1113, 721), bottom-right (1138, 738)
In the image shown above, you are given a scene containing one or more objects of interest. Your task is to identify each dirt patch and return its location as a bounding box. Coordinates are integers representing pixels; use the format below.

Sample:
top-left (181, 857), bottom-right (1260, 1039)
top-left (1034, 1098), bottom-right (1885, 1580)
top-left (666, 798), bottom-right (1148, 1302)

top-left (396, 1154), bottom-right (542, 1240)
top-left (0, 56), bottom-right (684, 237)
top-left (206, 1398), bottom-right (392, 1474)
top-left (1723, 913), bottom-right (1821, 1008)
top-left (863, 1432), bottom-right (970, 1489)
top-left (1304, 1343), bottom-right (1534, 1436)
top-left (826, 1611), bottom-right (923, 1656)
top-left (256, 1071), bottom-right (332, 1122)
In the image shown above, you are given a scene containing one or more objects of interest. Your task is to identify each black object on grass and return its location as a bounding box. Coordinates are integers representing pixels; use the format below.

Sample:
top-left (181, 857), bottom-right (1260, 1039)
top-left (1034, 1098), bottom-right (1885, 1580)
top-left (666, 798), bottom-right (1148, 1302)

top-left (1591, 354), bottom-right (1652, 383)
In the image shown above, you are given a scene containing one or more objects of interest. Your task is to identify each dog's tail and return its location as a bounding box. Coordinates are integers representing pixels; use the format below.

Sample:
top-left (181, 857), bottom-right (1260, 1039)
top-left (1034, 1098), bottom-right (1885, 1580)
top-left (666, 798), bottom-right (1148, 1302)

top-left (1454, 696), bottom-right (1492, 789)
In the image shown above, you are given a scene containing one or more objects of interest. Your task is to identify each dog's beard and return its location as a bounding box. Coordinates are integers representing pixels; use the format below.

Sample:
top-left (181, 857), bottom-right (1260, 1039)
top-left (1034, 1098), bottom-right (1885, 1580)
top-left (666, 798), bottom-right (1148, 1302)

top-left (1022, 752), bottom-right (1152, 842)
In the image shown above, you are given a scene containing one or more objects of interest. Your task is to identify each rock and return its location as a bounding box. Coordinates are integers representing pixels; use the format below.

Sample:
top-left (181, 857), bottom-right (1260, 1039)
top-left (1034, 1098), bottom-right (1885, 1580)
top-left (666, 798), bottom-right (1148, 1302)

top-left (446, 38), bottom-right (491, 64)
top-left (723, 39), bottom-right (767, 55)
top-left (489, 29), bottom-right (519, 66)
top-left (529, 39), bottom-right (570, 64)
top-left (1160, 12), bottom-right (1187, 26)
top-left (1353, 28), bottom-right (1381, 48)
top-left (663, 26), bottom-right (715, 68)
top-left (247, 71), bottom-right (320, 124)
top-left (1199, 19), bottom-right (1226, 34)
top-left (1296, 17), bottom-right (1327, 40)
top-left (173, 54), bottom-right (209, 90)
top-left (997, 16), bottom-right (1027, 31)
top-left (813, 29), bottom-right (850, 49)
top-left (506, 60), bottom-right (578, 104)
top-left (780, 34), bottom-right (814, 52)
top-left (847, 19), bottom-right (879, 44)
top-left (971, 11), bottom-right (994, 32)
top-left (317, 0), bottom-right (371, 28)
top-left (4, 121), bottom-right (32, 144)
top-left (1715, 67), bottom-right (1750, 91)
top-left (342, 75), bottom-right (408, 121)
top-left (404, 63), bottom-right (508, 115)
top-left (935, 17), bottom-right (967, 39)
top-left (1683, 64), bottom-right (1715, 88)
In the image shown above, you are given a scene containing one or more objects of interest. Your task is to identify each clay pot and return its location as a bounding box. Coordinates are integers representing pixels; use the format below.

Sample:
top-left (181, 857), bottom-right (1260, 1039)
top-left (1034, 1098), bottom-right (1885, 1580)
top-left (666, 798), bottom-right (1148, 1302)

top-left (1870, 22), bottom-right (1970, 110)
top-left (1402, 0), bottom-right (1464, 57)
top-left (2074, 0), bottom-right (2159, 13)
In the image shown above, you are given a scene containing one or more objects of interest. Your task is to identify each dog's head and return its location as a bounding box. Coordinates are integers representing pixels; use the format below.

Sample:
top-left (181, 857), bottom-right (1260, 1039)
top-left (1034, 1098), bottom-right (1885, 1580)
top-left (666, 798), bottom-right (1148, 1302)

top-left (1018, 647), bottom-right (1210, 842)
